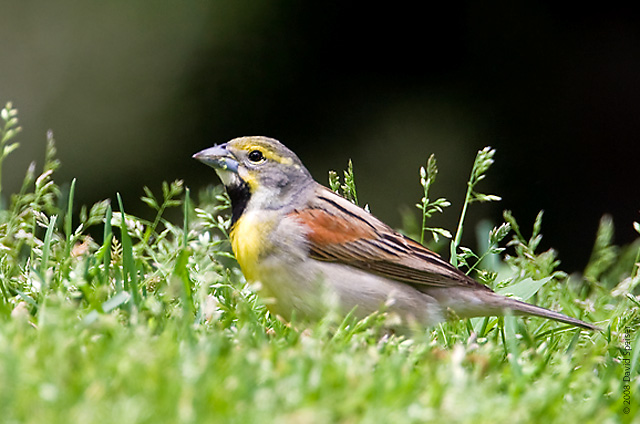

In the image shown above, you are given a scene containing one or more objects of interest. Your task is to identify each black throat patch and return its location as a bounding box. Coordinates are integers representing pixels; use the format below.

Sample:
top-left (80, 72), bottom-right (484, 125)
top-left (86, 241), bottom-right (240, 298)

top-left (227, 181), bottom-right (251, 225)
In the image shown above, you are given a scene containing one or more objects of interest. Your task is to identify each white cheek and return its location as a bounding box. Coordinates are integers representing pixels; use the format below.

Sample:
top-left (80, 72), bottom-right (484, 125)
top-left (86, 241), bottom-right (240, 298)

top-left (215, 169), bottom-right (241, 187)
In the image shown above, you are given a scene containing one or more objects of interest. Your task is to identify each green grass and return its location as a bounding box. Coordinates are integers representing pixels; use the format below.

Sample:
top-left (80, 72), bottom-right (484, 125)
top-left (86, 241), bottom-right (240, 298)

top-left (1, 102), bottom-right (639, 423)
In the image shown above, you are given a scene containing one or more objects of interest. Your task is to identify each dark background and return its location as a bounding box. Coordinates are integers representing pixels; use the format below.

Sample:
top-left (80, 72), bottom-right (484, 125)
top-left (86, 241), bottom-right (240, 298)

top-left (2, 2), bottom-right (639, 272)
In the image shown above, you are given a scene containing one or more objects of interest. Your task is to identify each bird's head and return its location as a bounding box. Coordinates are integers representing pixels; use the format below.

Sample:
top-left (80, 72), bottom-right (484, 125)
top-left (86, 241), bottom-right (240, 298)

top-left (193, 136), bottom-right (314, 221)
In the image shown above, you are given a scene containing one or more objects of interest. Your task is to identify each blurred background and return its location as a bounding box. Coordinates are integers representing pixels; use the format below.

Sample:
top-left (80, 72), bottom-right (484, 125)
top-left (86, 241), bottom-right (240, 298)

top-left (1, 1), bottom-right (639, 272)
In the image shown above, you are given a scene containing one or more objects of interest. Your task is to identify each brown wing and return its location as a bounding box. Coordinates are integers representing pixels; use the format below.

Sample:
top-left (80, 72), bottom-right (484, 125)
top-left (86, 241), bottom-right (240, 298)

top-left (289, 185), bottom-right (490, 291)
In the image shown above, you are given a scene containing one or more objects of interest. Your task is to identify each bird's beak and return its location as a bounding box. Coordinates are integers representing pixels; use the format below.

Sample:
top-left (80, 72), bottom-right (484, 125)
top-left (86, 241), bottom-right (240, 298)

top-left (192, 144), bottom-right (239, 173)
top-left (193, 144), bottom-right (243, 188)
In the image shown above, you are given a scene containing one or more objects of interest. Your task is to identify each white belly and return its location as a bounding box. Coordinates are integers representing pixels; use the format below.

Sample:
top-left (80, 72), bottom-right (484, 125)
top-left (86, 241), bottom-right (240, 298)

top-left (256, 255), bottom-right (446, 328)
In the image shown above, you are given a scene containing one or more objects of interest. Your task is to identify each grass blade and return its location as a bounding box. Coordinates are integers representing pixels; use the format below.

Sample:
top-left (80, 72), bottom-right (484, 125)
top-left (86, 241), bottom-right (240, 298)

top-left (116, 193), bottom-right (139, 307)
top-left (40, 215), bottom-right (58, 280)
top-left (504, 315), bottom-right (523, 383)
top-left (102, 203), bottom-right (113, 285)
top-left (177, 187), bottom-right (194, 319)
top-left (64, 178), bottom-right (76, 258)
top-left (183, 187), bottom-right (190, 248)
top-left (102, 291), bottom-right (131, 313)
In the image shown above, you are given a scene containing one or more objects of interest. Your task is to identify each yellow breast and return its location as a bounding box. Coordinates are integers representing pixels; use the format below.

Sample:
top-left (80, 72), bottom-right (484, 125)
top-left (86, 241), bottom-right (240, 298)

top-left (229, 212), bottom-right (273, 282)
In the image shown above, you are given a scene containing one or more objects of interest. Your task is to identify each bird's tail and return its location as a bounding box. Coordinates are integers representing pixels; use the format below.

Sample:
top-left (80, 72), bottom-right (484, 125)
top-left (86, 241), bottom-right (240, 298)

top-left (504, 297), bottom-right (601, 331)
top-left (431, 288), bottom-right (601, 331)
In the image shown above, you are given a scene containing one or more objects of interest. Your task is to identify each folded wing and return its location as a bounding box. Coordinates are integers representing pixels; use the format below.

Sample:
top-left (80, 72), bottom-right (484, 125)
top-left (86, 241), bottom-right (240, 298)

top-left (289, 186), bottom-right (490, 292)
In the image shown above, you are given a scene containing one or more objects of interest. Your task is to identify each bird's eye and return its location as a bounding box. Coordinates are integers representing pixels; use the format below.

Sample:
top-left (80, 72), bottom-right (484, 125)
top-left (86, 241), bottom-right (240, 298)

top-left (248, 150), bottom-right (265, 163)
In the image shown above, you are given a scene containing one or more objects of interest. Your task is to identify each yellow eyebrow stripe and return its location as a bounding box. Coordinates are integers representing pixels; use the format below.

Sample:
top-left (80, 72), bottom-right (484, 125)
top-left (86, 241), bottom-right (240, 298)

top-left (245, 144), bottom-right (293, 165)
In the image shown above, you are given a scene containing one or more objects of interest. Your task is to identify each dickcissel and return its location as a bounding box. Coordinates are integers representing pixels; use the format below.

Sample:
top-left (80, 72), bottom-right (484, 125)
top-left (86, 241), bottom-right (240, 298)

top-left (193, 136), bottom-right (599, 331)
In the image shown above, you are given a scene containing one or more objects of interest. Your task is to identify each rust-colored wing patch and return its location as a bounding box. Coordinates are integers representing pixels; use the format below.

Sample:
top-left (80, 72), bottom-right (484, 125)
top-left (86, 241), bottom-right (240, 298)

top-left (286, 185), bottom-right (490, 292)
top-left (290, 208), bottom-right (376, 245)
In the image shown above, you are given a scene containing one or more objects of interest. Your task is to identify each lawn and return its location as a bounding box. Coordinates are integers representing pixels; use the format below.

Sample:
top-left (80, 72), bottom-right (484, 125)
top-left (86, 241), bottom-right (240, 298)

top-left (1, 102), bottom-right (638, 423)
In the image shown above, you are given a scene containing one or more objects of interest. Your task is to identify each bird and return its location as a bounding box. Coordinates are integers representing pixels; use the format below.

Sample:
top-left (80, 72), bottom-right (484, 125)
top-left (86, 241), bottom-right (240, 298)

top-left (193, 136), bottom-right (600, 332)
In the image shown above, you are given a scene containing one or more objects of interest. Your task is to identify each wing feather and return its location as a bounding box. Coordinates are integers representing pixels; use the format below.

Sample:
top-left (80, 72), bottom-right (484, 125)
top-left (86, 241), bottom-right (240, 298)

top-left (289, 185), bottom-right (490, 291)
